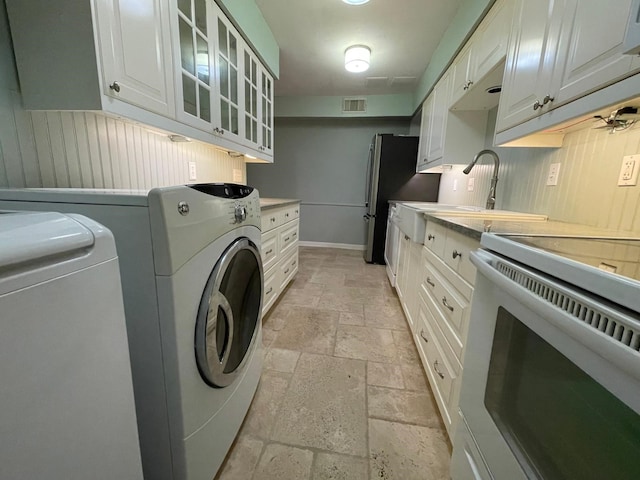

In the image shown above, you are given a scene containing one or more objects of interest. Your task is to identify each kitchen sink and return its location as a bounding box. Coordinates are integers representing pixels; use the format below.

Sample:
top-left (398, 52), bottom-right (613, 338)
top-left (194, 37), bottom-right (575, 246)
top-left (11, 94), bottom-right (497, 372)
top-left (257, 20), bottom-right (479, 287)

top-left (394, 202), bottom-right (547, 243)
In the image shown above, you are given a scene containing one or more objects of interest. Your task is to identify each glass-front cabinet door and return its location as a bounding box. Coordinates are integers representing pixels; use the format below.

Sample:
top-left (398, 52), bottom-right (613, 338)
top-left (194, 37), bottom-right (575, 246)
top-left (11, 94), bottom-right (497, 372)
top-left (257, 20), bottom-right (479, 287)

top-left (173, 0), bottom-right (217, 131)
top-left (243, 49), bottom-right (259, 148)
top-left (260, 68), bottom-right (274, 156)
top-left (215, 7), bottom-right (242, 140)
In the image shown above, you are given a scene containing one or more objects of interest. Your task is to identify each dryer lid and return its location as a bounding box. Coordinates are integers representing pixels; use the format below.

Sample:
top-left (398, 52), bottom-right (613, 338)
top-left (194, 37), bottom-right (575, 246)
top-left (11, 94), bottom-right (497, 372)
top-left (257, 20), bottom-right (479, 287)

top-left (0, 211), bottom-right (95, 269)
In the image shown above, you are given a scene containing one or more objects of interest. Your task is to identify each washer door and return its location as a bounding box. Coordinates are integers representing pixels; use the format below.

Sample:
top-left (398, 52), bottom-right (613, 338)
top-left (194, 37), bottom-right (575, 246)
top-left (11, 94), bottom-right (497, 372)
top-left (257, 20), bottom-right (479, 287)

top-left (195, 237), bottom-right (263, 388)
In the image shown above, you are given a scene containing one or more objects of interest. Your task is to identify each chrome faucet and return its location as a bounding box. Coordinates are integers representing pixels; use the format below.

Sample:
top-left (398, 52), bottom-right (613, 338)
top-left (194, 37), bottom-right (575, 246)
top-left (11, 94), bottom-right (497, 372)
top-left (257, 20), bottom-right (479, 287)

top-left (463, 149), bottom-right (500, 210)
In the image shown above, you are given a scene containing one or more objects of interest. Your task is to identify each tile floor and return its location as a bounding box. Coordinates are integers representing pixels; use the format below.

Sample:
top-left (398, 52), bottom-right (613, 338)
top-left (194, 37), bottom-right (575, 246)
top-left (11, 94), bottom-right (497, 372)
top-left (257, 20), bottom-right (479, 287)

top-left (215, 247), bottom-right (451, 480)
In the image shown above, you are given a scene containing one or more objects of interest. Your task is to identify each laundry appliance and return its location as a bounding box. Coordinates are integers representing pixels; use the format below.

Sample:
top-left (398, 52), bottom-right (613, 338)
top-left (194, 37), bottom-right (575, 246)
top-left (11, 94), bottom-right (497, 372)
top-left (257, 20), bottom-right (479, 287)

top-left (0, 184), bottom-right (264, 480)
top-left (0, 211), bottom-right (143, 480)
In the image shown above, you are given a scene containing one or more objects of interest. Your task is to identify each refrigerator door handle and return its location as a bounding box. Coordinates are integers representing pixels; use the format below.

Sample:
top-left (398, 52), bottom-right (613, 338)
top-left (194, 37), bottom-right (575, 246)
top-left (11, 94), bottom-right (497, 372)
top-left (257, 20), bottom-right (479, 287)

top-left (364, 143), bottom-right (374, 208)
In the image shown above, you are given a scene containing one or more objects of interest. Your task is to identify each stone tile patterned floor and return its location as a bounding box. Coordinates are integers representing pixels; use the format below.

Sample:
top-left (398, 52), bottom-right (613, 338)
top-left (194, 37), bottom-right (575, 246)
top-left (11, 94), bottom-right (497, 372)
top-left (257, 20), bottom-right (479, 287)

top-left (215, 247), bottom-right (451, 480)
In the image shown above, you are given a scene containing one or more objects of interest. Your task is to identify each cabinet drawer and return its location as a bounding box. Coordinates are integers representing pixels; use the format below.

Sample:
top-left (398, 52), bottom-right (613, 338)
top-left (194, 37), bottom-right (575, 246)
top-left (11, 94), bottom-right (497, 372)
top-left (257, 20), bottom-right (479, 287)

top-left (279, 221), bottom-right (299, 256)
top-left (282, 204), bottom-right (300, 223)
top-left (261, 229), bottom-right (278, 272)
top-left (443, 230), bottom-right (479, 285)
top-left (280, 249), bottom-right (298, 290)
top-left (262, 266), bottom-right (280, 316)
top-left (424, 221), bottom-right (446, 258)
top-left (261, 209), bottom-right (281, 232)
top-left (415, 300), bottom-right (457, 429)
top-left (423, 247), bottom-right (474, 301)
top-left (420, 260), bottom-right (467, 350)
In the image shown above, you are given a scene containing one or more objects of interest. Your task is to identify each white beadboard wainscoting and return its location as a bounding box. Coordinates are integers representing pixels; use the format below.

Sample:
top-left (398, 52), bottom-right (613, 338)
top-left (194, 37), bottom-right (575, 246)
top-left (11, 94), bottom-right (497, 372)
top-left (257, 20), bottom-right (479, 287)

top-left (0, 95), bottom-right (245, 190)
top-left (438, 122), bottom-right (640, 234)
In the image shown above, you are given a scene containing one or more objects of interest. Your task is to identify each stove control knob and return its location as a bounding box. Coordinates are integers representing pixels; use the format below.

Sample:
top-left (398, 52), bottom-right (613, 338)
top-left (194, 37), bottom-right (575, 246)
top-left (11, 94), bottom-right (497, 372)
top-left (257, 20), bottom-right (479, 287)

top-left (235, 205), bottom-right (247, 223)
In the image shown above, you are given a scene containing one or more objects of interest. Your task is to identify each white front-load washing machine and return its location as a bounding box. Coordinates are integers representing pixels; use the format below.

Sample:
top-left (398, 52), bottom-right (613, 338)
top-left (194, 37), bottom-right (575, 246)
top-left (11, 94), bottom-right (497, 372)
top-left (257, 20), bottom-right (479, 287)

top-left (0, 184), bottom-right (264, 480)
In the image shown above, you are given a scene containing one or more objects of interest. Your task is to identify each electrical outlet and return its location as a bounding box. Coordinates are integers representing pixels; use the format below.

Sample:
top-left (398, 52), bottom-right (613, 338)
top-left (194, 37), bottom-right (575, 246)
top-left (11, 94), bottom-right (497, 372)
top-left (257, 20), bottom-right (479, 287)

top-left (618, 155), bottom-right (639, 186)
top-left (233, 168), bottom-right (243, 183)
top-left (467, 177), bottom-right (475, 192)
top-left (546, 163), bottom-right (561, 186)
top-left (188, 161), bottom-right (197, 181)
top-left (453, 179), bottom-right (458, 191)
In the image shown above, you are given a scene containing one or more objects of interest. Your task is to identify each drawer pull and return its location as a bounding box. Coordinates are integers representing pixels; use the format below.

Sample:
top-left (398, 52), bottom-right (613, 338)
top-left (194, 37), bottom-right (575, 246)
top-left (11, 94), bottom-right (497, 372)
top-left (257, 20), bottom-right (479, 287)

top-left (543, 94), bottom-right (554, 105)
top-left (295, 210), bottom-right (299, 214)
top-left (284, 268), bottom-right (290, 274)
top-left (291, 260), bottom-right (296, 266)
top-left (404, 234), bottom-right (409, 240)
top-left (442, 296), bottom-right (454, 312)
top-left (265, 248), bottom-right (273, 255)
top-left (427, 234), bottom-right (435, 241)
top-left (284, 236), bottom-right (291, 242)
top-left (285, 213), bottom-right (289, 217)
top-left (266, 287), bottom-right (273, 295)
top-left (426, 277), bottom-right (435, 288)
top-left (293, 232), bottom-right (297, 238)
top-left (270, 217), bottom-right (276, 222)
top-left (452, 249), bottom-right (462, 259)
top-left (420, 329), bottom-right (429, 343)
top-left (433, 360), bottom-right (445, 379)
top-left (533, 100), bottom-right (543, 111)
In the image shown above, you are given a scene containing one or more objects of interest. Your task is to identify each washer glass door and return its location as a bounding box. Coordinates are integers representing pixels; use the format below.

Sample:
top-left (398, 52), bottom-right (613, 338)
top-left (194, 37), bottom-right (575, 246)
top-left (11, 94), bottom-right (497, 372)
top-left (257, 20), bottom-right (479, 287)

top-left (195, 237), bottom-right (263, 388)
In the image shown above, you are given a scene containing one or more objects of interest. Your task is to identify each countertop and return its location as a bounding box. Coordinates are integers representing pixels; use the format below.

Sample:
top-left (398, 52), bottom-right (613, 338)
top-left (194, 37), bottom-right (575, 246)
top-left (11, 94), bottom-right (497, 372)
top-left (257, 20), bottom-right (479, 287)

top-left (260, 198), bottom-right (301, 210)
top-left (426, 213), bottom-right (636, 241)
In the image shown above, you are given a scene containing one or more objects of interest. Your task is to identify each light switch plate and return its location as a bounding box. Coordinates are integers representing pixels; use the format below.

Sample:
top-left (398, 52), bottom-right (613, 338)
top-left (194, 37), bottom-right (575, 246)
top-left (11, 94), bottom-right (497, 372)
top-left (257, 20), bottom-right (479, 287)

top-left (453, 179), bottom-right (458, 191)
top-left (618, 155), bottom-right (639, 186)
top-left (188, 161), bottom-right (197, 181)
top-left (467, 177), bottom-right (475, 191)
top-left (547, 163), bottom-right (560, 186)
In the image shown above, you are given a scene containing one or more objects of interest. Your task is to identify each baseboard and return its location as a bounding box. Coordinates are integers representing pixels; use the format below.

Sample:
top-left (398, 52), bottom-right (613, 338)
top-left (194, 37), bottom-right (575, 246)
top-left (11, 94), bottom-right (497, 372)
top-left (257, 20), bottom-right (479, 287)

top-left (298, 241), bottom-right (366, 251)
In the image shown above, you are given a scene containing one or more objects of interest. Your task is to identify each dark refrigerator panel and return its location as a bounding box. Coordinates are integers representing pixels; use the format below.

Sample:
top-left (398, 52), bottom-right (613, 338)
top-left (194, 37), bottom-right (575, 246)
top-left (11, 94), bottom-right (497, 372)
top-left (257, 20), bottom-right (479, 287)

top-left (364, 134), bottom-right (440, 264)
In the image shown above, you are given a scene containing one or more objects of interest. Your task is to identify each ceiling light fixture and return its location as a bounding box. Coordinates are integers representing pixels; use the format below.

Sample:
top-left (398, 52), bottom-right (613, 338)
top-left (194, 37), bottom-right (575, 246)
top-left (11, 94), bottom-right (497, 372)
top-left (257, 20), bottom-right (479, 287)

top-left (345, 45), bottom-right (371, 73)
top-left (342, 0), bottom-right (370, 5)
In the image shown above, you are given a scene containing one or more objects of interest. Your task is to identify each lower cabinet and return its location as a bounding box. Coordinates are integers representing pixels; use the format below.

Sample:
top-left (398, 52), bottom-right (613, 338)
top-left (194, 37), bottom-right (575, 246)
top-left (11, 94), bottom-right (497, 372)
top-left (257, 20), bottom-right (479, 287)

top-left (260, 202), bottom-right (300, 317)
top-left (399, 218), bottom-right (479, 439)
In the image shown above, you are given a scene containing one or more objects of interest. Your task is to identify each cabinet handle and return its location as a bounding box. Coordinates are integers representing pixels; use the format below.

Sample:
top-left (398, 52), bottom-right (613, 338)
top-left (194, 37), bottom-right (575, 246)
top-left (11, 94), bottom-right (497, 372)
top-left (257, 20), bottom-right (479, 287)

top-left (284, 268), bottom-right (290, 274)
top-left (427, 234), bottom-right (435, 241)
top-left (213, 127), bottom-right (225, 135)
top-left (433, 360), bottom-right (445, 379)
top-left (291, 260), bottom-right (296, 266)
top-left (426, 277), bottom-right (435, 288)
top-left (442, 296), bottom-right (454, 312)
top-left (533, 100), bottom-right (543, 111)
top-left (109, 81), bottom-right (121, 93)
top-left (293, 232), bottom-right (297, 238)
top-left (265, 248), bottom-right (273, 255)
top-left (285, 213), bottom-right (289, 217)
top-left (284, 236), bottom-right (290, 242)
top-left (452, 249), bottom-right (462, 259)
top-left (295, 210), bottom-right (299, 214)
top-left (270, 217), bottom-right (276, 222)
top-left (266, 287), bottom-right (273, 295)
top-left (404, 235), bottom-right (409, 240)
top-left (463, 80), bottom-right (473, 91)
top-left (543, 94), bottom-right (554, 105)
top-left (420, 329), bottom-right (429, 343)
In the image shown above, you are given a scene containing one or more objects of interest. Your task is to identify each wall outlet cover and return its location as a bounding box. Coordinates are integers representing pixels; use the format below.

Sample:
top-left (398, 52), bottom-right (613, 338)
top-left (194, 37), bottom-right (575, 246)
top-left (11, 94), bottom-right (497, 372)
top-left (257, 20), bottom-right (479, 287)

top-left (188, 161), bottom-right (197, 181)
top-left (618, 155), bottom-right (639, 186)
top-left (547, 163), bottom-right (561, 186)
top-left (453, 179), bottom-right (458, 191)
top-left (467, 177), bottom-right (475, 191)
top-left (233, 168), bottom-right (243, 183)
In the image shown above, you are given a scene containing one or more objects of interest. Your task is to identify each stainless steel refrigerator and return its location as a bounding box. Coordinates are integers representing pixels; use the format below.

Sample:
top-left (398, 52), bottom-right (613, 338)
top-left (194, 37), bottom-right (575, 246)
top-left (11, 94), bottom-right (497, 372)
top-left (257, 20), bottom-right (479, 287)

top-left (364, 134), bottom-right (440, 264)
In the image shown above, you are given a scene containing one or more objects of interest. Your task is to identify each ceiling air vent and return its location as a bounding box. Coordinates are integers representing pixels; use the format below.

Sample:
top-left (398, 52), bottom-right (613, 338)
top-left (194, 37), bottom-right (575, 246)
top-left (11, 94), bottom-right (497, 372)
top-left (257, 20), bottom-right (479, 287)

top-left (342, 97), bottom-right (367, 113)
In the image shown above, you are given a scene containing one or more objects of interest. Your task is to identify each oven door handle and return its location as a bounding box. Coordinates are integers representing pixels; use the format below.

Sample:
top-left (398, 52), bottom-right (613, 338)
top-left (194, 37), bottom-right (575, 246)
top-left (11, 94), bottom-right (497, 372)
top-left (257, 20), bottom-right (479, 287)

top-left (470, 249), bottom-right (640, 388)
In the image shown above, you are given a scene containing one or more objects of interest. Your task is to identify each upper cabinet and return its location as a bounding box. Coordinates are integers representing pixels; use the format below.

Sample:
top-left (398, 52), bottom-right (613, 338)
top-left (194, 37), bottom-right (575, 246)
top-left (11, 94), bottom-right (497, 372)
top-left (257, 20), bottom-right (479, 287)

top-left (7, 0), bottom-right (275, 162)
top-left (495, 0), bottom-right (639, 145)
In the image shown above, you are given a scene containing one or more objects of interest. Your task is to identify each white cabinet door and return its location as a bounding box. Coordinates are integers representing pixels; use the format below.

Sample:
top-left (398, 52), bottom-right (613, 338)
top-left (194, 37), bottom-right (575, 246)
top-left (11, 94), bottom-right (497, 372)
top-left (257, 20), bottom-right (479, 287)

top-left (259, 68), bottom-right (274, 157)
top-left (552, 0), bottom-right (636, 108)
top-left (416, 94), bottom-right (434, 171)
top-left (96, 0), bottom-right (175, 117)
top-left (427, 71), bottom-right (450, 162)
top-left (450, 44), bottom-right (473, 107)
top-left (214, 5), bottom-right (243, 142)
top-left (495, 0), bottom-right (561, 133)
top-left (473, 0), bottom-right (512, 82)
top-left (171, 0), bottom-right (218, 130)
top-left (242, 47), bottom-right (260, 149)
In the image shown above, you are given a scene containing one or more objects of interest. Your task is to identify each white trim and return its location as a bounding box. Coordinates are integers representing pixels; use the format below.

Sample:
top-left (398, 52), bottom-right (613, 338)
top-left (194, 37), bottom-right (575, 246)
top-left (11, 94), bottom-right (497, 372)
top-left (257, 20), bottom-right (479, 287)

top-left (298, 241), bottom-right (365, 251)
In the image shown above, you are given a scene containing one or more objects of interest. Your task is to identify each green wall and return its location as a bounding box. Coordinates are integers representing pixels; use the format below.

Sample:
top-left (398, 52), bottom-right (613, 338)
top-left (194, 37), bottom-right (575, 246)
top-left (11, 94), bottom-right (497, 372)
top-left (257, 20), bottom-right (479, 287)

top-left (215, 0), bottom-right (279, 78)
top-left (275, 94), bottom-right (414, 118)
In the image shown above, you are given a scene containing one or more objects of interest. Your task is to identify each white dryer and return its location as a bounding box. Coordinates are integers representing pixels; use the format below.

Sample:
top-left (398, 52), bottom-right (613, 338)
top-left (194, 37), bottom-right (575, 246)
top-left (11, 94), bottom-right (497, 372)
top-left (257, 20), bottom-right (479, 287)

top-left (0, 184), bottom-right (264, 480)
top-left (0, 211), bottom-right (143, 480)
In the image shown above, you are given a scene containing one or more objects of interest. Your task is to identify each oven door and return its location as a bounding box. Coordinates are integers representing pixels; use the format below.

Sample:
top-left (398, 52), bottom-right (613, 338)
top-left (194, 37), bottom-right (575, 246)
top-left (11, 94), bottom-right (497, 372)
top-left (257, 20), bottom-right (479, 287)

top-left (454, 249), bottom-right (640, 480)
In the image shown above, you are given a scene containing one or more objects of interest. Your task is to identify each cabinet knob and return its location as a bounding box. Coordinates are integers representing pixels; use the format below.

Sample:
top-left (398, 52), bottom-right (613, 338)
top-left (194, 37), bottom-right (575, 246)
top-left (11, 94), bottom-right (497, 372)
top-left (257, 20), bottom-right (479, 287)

top-left (109, 81), bottom-right (121, 93)
top-left (404, 235), bottom-right (409, 240)
top-left (284, 268), bottom-right (290, 274)
top-left (214, 127), bottom-right (225, 135)
top-left (463, 80), bottom-right (473, 91)
top-left (452, 249), bottom-right (462, 259)
top-left (543, 94), bottom-right (554, 105)
top-left (533, 100), bottom-right (543, 111)
top-left (427, 234), bottom-right (435, 241)
top-left (426, 277), bottom-right (435, 288)
top-left (433, 360), bottom-right (445, 379)
top-left (265, 248), bottom-right (273, 255)
top-left (266, 287), bottom-right (273, 295)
